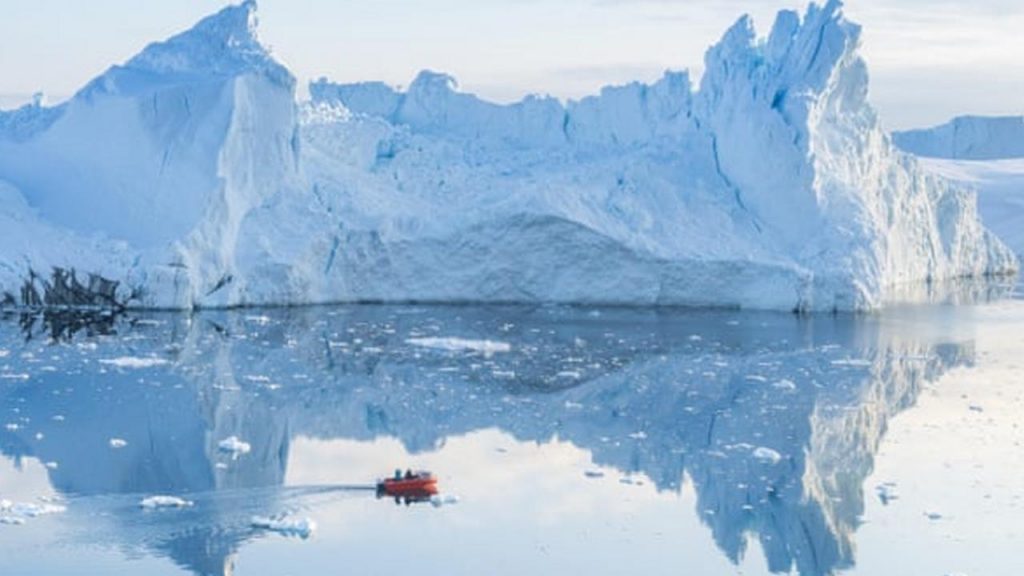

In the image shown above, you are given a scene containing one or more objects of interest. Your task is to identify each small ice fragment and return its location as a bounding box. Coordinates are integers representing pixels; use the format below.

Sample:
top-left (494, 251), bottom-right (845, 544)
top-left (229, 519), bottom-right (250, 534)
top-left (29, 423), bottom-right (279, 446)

top-left (628, 431), bottom-right (647, 440)
top-left (251, 515), bottom-right (316, 539)
top-left (45, 461), bottom-right (58, 470)
top-left (430, 494), bottom-right (460, 508)
top-left (406, 337), bottom-right (511, 355)
top-left (218, 436), bottom-right (251, 457)
top-left (99, 357), bottom-right (169, 369)
top-left (773, 379), bottom-right (796, 390)
top-left (140, 496), bottom-right (194, 509)
top-left (688, 334), bottom-right (703, 342)
top-left (0, 516), bottom-right (25, 525)
top-left (10, 502), bottom-right (65, 517)
top-left (830, 358), bottom-right (872, 367)
top-left (4, 423), bottom-right (19, 431)
top-left (109, 438), bottom-right (128, 449)
top-left (752, 447), bottom-right (782, 464)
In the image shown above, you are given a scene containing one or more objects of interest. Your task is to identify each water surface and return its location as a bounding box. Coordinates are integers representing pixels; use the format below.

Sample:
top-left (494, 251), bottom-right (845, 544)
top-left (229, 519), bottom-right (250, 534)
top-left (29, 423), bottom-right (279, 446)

top-left (1, 298), bottom-right (1022, 575)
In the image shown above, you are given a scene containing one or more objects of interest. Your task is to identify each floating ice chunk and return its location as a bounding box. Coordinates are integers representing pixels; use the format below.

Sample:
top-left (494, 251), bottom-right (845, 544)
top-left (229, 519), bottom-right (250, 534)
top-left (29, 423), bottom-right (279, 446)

top-left (8, 502), bottom-right (66, 517)
top-left (251, 515), bottom-right (316, 539)
top-left (218, 436), bottom-right (252, 457)
top-left (0, 373), bottom-right (29, 380)
top-left (140, 496), bottom-right (194, 509)
top-left (109, 438), bottom-right (128, 449)
top-left (0, 349), bottom-right (8, 358)
top-left (99, 357), bottom-right (169, 369)
top-left (830, 358), bottom-right (872, 367)
top-left (773, 379), bottom-right (797, 390)
top-left (430, 494), bottom-right (460, 508)
top-left (751, 446), bottom-right (782, 464)
top-left (0, 516), bottom-right (25, 525)
top-left (406, 337), bottom-right (511, 355)
top-left (44, 461), bottom-right (58, 470)
top-left (557, 370), bottom-right (581, 379)
top-left (4, 423), bottom-right (19, 431)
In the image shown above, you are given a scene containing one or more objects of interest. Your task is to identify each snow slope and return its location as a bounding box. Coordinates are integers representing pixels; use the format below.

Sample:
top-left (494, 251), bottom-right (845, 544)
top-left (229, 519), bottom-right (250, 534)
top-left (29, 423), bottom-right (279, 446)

top-left (893, 116), bottom-right (1024, 160)
top-left (0, 0), bottom-right (1016, 311)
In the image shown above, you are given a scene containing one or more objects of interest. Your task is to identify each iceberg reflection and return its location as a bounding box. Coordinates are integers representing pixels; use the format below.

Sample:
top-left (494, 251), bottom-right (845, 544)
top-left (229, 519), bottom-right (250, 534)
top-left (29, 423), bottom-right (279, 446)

top-left (0, 305), bottom-right (974, 575)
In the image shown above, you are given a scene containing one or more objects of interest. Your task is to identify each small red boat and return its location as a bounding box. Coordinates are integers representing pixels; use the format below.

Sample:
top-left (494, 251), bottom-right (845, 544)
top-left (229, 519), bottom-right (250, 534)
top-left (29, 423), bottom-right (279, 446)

top-left (377, 470), bottom-right (438, 501)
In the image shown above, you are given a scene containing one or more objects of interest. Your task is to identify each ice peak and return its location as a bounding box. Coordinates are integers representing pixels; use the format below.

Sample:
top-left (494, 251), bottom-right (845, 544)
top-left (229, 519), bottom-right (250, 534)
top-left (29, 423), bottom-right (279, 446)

top-left (122, 1), bottom-right (289, 83)
top-left (409, 71), bottom-right (460, 95)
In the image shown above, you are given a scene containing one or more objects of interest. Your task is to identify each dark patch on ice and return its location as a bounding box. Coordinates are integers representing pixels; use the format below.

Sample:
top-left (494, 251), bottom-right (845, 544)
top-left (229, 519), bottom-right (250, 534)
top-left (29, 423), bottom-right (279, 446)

top-left (9, 267), bottom-right (124, 311)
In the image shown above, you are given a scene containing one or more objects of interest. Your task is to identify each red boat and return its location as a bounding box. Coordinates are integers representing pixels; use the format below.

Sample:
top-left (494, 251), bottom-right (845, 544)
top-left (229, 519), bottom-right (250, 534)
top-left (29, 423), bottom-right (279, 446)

top-left (377, 470), bottom-right (438, 502)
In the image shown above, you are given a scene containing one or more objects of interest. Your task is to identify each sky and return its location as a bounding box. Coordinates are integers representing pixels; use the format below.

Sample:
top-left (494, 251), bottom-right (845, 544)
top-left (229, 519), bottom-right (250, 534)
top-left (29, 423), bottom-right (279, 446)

top-left (0, 0), bottom-right (1021, 130)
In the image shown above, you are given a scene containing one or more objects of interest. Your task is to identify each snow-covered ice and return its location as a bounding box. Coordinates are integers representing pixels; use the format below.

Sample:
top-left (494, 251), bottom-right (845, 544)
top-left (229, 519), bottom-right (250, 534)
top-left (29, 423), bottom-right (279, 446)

top-left (109, 438), bottom-right (128, 449)
top-left (912, 158), bottom-right (1024, 258)
top-left (139, 496), bottom-right (194, 509)
top-left (0, 0), bottom-right (1015, 312)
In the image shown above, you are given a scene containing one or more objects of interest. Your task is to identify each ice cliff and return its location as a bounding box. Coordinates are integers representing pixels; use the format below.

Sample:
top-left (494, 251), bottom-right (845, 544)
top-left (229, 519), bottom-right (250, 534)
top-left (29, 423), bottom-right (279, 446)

top-left (894, 116), bottom-right (1024, 160)
top-left (0, 0), bottom-right (1016, 311)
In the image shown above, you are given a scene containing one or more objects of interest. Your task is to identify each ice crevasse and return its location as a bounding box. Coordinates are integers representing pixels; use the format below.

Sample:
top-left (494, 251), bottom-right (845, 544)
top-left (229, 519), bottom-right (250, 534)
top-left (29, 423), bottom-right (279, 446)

top-left (0, 0), bottom-right (1016, 311)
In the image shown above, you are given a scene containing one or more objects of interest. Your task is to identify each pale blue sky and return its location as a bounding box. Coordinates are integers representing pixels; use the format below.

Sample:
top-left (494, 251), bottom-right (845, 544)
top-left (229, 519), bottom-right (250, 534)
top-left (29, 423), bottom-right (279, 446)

top-left (0, 0), bottom-right (1021, 130)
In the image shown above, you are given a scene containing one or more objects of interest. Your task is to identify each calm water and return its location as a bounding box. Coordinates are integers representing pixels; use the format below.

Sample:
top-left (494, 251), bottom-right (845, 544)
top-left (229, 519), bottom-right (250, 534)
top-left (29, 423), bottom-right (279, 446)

top-left (1, 295), bottom-right (1022, 575)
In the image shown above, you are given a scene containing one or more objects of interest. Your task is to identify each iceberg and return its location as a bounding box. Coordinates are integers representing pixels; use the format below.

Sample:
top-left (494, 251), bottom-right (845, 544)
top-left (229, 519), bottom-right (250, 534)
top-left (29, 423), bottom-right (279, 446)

top-left (0, 0), bottom-right (1016, 311)
top-left (894, 116), bottom-right (1024, 160)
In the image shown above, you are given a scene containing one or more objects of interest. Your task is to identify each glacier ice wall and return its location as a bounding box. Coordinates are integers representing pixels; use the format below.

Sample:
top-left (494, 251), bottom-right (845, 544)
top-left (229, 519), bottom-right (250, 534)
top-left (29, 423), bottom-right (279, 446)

top-left (0, 0), bottom-right (1016, 311)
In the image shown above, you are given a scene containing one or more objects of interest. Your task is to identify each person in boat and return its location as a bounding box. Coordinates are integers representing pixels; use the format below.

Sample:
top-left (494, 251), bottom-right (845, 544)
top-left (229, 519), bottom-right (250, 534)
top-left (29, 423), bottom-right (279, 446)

top-left (404, 469), bottom-right (414, 479)
top-left (394, 469), bottom-right (402, 480)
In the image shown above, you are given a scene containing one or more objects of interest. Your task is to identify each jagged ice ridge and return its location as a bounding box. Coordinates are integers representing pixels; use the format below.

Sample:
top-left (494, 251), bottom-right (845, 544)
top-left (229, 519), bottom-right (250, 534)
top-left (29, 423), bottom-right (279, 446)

top-left (0, 0), bottom-right (1016, 311)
